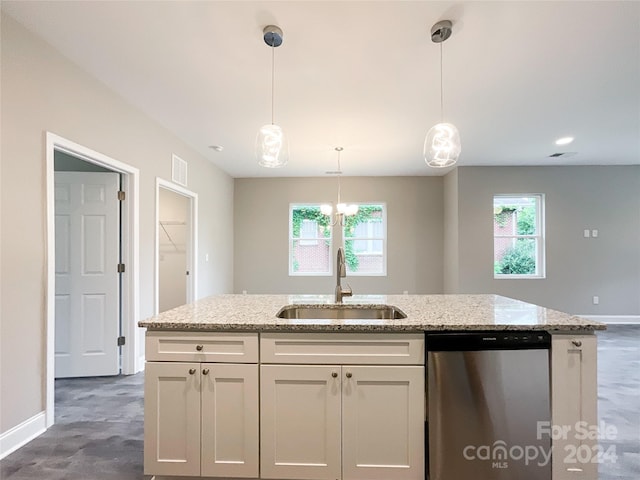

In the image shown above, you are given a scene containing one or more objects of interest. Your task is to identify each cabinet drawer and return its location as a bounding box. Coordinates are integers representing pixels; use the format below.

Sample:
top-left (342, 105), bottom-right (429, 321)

top-left (146, 331), bottom-right (258, 363)
top-left (260, 332), bottom-right (425, 365)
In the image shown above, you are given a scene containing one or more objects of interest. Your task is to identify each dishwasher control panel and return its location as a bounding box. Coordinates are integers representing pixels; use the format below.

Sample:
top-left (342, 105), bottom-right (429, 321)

top-left (426, 331), bottom-right (550, 351)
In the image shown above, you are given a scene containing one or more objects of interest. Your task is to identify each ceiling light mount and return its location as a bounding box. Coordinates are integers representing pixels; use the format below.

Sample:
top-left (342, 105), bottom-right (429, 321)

top-left (430, 20), bottom-right (452, 43)
top-left (263, 25), bottom-right (283, 48)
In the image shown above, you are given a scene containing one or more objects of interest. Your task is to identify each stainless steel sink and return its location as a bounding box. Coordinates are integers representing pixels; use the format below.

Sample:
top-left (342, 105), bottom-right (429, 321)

top-left (276, 304), bottom-right (407, 320)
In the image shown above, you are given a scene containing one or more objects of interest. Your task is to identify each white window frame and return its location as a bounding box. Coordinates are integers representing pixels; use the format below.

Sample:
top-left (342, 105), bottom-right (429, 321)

top-left (493, 194), bottom-right (546, 279)
top-left (343, 203), bottom-right (387, 277)
top-left (289, 204), bottom-right (332, 276)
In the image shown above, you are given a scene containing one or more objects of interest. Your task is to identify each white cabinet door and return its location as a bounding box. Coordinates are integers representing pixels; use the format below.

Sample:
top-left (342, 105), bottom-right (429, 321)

top-left (261, 365), bottom-right (342, 480)
top-left (342, 366), bottom-right (425, 480)
top-left (144, 362), bottom-right (201, 477)
top-left (201, 363), bottom-right (259, 478)
top-left (551, 334), bottom-right (597, 480)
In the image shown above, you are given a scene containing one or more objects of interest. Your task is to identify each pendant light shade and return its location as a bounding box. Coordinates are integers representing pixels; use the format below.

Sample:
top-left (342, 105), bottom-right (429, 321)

top-left (424, 122), bottom-right (461, 168)
top-left (257, 25), bottom-right (288, 168)
top-left (425, 20), bottom-right (461, 168)
top-left (256, 124), bottom-right (288, 168)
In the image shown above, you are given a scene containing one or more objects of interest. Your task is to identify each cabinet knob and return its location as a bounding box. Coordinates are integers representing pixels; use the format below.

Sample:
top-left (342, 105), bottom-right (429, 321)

top-left (346, 372), bottom-right (353, 378)
top-left (188, 368), bottom-right (196, 375)
top-left (572, 340), bottom-right (582, 347)
top-left (196, 344), bottom-right (204, 351)
top-left (331, 372), bottom-right (338, 378)
top-left (202, 368), bottom-right (210, 375)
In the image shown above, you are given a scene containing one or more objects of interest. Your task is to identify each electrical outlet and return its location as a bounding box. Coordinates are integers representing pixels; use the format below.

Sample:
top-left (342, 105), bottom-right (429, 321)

top-left (205, 253), bottom-right (209, 262)
top-left (593, 296), bottom-right (599, 305)
top-left (583, 229), bottom-right (590, 238)
top-left (592, 229), bottom-right (598, 238)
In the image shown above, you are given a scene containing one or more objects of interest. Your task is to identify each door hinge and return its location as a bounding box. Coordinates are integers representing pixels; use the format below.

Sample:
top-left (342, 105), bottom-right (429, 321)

top-left (117, 263), bottom-right (125, 273)
top-left (117, 336), bottom-right (126, 347)
top-left (117, 191), bottom-right (125, 201)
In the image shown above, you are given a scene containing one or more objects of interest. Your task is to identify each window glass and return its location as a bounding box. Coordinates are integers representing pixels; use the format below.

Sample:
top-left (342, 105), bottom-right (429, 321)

top-left (344, 204), bottom-right (386, 276)
top-left (493, 195), bottom-right (545, 278)
top-left (290, 205), bottom-right (331, 275)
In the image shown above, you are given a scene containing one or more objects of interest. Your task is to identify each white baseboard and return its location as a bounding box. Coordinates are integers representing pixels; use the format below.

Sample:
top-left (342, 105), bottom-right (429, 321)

top-left (0, 411), bottom-right (46, 460)
top-left (576, 314), bottom-right (640, 325)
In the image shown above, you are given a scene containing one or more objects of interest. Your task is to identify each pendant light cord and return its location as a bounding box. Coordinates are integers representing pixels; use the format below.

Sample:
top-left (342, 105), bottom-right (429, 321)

top-left (337, 150), bottom-right (342, 203)
top-left (271, 41), bottom-right (275, 125)
top-left (440, 41), bottom-right (444, 123)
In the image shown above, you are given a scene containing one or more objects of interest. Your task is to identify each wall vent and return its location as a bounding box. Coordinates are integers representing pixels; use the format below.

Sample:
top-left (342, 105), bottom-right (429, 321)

top-left (172, 154), bottom-right (188, 187)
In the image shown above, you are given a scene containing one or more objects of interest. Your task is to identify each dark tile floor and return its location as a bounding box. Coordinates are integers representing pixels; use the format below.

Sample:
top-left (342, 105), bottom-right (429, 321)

top-left (1, 374), bottom-right (147, 480)
top-left (1, 325), bottom-right (638, 479)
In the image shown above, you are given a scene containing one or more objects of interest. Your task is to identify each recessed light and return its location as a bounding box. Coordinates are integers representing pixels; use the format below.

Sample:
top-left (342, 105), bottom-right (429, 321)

top-left (209, 145), bottom-right (224, 152)
top-left (555, 136), bottom-right (574, 146)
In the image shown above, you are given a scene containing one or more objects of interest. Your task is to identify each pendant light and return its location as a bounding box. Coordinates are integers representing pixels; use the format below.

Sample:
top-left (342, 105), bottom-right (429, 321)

top-left (321, 147), bottom-right (358, 226)
top-left (256, 25), bottom-right (288, 168)
top-left (424, 20), bottom-right (461, 168)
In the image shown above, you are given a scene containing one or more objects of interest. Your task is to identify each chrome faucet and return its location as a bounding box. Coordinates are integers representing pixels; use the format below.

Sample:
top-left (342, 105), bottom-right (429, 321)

top-left (335, 247), bottom-right (353, 303)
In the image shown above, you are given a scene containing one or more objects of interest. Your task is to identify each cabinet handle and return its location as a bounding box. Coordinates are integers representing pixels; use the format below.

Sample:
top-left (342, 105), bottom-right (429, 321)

top-left (196, 344), bottom-right (204, 351)
top-left (202, 368), bottom-right (210, 375)
top-left (331, 372), bottom-right (338, 378)
top-left (572, 340), bottom-right (582, 347)
top-left (345, 372), bottom-right (353, 378)
top-left (188, 368), bottom-right (196, 375)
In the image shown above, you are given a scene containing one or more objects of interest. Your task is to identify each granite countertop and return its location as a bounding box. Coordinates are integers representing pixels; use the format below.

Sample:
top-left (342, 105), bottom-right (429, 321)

top-left (138, 294), bottom-right (605, 332)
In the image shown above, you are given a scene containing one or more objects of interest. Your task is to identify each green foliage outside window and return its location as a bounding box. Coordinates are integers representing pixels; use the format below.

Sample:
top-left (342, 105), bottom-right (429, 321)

top-left (495, 240), bottom-right (536, 275)
top-left (343, 206), bottom-right (383, 272)
top-left (493, 202), bottom-right (537, 275)
top-left (291, 207), bottom-right (331, 238)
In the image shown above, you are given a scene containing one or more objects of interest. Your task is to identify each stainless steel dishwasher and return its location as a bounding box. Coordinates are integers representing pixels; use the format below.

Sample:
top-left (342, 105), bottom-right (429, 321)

top-left (426, 331), bottom-right (551, 480)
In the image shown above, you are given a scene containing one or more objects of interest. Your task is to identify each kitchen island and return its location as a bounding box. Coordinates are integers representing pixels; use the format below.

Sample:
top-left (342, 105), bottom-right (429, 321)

top-left (139, 294), bottom-right (604, 480)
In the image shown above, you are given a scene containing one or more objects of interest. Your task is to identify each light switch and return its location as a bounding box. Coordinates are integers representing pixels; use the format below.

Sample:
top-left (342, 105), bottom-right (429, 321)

top-left (205, 253), bottom-right (209, 262)
top-left (592, 229), bottom-right (598, 238)
top-left (583, 229), bottom-right (590, 238)
top-left (593, 296), bottom-right (599, 305)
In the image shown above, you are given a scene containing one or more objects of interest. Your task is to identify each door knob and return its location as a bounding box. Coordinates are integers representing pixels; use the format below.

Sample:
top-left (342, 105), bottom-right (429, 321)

top-left (202, 368), bottom-right (210, 375)
top-left (572, 340), bottom-right (582, 347)
top-left (331, 372), bottom-right (338, 378)
top-left (188, 368), bottom-right (196, 375)
top-left (346, 372), bottom-right (353, 378)
top-left (196, 344), bottom-right (203, 351)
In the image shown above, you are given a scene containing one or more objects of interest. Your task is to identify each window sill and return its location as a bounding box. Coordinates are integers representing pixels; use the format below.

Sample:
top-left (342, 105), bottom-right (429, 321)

top-left (494, 275), bottom-right (546, 280)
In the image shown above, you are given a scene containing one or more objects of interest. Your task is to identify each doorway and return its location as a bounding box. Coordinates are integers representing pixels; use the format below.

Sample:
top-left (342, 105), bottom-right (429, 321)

top-left (54, 152), bottom-right (121, 378)
top-left (155, 179), bottom-right (198, 313)
top-left (46, 132), bottom-right (140, 428)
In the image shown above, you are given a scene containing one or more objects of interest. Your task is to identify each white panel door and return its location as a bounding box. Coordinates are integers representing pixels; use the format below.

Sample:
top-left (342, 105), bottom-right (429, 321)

top-left (201, 363), bottom-right (259, 478)
top-left (55, 171), bottom-right (120, 377)
top-left (342, 366), bottom-right (425, 480)
top-left (260, 365), bottom-right (342, 480)
top-left (144, 362), bottom-right (201, 476)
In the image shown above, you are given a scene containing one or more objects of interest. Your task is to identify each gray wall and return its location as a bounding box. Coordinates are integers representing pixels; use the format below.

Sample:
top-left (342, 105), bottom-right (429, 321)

top-left (1, 14), bottom-right (234, 434)
top-left (443, 168), bottom-right (459, 293)
top-left (453, 166), bottom-right (640, 315)
top-left (234, 177), bottom-right (444, 295)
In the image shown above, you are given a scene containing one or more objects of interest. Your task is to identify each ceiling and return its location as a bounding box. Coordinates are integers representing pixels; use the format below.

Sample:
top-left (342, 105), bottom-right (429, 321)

top-left (3, 1), bottom-right (639, 178)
